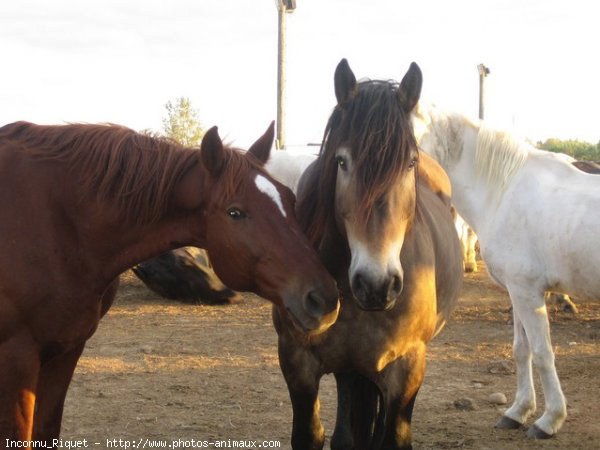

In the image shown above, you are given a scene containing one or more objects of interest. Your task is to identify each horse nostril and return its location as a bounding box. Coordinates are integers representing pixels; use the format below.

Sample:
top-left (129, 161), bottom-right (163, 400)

top-left (352, 273), bottom-right (368, 298)
top-left (389, 274), bottom-right (403, 297)
top-left (304, 290), bottom-right (326, 317)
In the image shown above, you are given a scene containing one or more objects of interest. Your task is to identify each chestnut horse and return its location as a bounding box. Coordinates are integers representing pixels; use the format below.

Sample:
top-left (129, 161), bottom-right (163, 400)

top-left (273, 60), bottom-right (463, 449)
top-left (0, 121), bottom-right (339, 445)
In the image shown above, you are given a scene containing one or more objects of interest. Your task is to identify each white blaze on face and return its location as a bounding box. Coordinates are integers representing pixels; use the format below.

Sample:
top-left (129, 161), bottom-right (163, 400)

top-left (255, 174), bottom-right (287, 218)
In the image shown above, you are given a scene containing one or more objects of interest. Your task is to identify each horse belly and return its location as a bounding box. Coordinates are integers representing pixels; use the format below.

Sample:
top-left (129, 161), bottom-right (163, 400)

top-left (486, 182), bottom-right (600, 301)
top-left (546, 228), bottom-right (600, 300)
top-left (532, 183), bottom-right (600, 299)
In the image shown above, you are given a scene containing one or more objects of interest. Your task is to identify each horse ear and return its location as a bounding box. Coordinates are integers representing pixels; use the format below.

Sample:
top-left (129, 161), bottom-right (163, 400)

top-left (247, 121), bottom-right (275, 165)
top-left (334, 58), bottom-right (357, 105)
top-left (398, 62), bottom-right (423, 113)
top-left (200, 126), bottom-right (225, 176)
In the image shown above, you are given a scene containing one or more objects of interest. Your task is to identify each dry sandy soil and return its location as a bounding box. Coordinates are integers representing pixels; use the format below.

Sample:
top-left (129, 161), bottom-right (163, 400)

top-left (62, 263), bottom-right (600, 449)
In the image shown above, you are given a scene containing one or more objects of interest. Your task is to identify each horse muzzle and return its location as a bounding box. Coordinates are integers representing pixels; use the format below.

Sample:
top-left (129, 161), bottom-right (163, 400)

top-left (283, 281), bottom-right (340, 335)
top-left (351, 271), bottom-right (403, 311)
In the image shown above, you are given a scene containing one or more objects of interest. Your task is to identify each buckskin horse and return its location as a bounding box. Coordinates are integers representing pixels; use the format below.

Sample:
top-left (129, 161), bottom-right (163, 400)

top-left (411, 100), bottom-right (600, 438)
top-left (0, 121), bottom-right (339, 445)
top-left (273, 60), bottom-right (462, 449)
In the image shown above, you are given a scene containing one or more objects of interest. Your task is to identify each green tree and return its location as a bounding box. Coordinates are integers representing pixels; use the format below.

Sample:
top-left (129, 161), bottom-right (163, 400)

top-left (162, 97), bottom-right (204, 147)
top-left (537, 137), bottom-right (600, 160)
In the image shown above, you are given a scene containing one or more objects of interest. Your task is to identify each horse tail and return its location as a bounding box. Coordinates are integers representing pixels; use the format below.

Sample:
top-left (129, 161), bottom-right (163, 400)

top-left (351, 374), bottom-right (386, 449)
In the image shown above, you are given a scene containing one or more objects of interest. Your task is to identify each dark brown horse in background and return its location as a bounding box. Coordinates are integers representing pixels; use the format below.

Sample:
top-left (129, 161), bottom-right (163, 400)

top-left (273, 60), bottom-right (463, 449)
top-left (572, 159), bottom-right (600, 174)
top-left (133, 247), bottom-right (241, 305)
top-left (0, 121), bottom-right (339, 446)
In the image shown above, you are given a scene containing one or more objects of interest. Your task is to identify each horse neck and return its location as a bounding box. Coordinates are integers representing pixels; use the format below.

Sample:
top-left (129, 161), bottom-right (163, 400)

top-left (102, 214), bottom-right (204, 282)
top-left (427, 114), bottom-right (498, 235)
top-left (71, 164), bottom-right (207, 285)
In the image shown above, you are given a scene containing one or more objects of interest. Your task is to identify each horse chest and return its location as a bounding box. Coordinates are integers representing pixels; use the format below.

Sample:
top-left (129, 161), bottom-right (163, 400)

top-left (313, 304), bottom-right (426, 375)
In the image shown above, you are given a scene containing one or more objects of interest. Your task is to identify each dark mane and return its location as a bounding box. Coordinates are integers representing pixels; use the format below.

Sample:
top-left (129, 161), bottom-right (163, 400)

top-left (1, 121), bottom-right (200, 225)
top-left (298, 79), bottom-right (418, 244)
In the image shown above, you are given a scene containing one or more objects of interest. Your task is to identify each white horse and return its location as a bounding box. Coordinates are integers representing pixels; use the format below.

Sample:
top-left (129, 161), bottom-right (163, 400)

top-left (453, 208), bottom-right (479, 272)
top-left (411, 101), bottom-right (600, 438)
top-left (454, 208), bottom-right (579, 311)
top-left (265, 146), bottom-right (318, 194)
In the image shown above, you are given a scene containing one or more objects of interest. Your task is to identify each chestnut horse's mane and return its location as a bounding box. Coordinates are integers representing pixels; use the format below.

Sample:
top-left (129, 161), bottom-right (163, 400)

top-left (297, 79), bottom-right (418, 245)
top-left (0, 121), bottom-right (261, 225)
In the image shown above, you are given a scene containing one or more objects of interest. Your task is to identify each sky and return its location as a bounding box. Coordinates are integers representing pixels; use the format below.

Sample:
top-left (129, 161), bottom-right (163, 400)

top-left (1, 0), bottom-right (598, 148)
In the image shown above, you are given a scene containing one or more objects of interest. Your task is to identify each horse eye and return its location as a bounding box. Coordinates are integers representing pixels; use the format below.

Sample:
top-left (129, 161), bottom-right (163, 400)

top-left (227, 207), bottom-right (246, 220)
top-left (408, 157), bottom-right (418, 169)
top-left (335, 155), bottom-right (347, 171)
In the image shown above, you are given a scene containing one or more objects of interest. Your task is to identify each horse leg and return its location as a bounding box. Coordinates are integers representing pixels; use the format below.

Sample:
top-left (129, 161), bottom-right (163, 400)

top-left (381, 345), bottom-right (426, 450)
top-left (549, 293), bottom-right (578, 314)
top-left (278, 341), bottom-right (324, 449)
top-left (496, 309), bottom-right (536, 429)
top-left (506, 286), bottom-right (566, 438)
top-left (33, 342), bottom-right (86, 445)
top-left (331, 372), bottom-right (355, 450)
top-left (286, 379), bottom-right (324, 450)
top-left (0, 331), bottom-right (40, 441)
top-left (557, 294), bottom-right (577, 314)
top-left (458, 233), bottom-right (468, 272)
top-left (464, 228), bottom-right (478, 273)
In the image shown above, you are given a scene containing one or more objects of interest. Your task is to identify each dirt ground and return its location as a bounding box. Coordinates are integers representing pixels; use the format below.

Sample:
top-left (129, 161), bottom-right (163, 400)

top-left (62, 262), bottom-right (600, 449)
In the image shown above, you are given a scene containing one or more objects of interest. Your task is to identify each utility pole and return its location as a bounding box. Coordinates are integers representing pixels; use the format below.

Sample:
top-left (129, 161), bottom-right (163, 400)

top-left (275, 1), bottom-right (296, 150)
top-left (477, 64), bottom-right (490, 120)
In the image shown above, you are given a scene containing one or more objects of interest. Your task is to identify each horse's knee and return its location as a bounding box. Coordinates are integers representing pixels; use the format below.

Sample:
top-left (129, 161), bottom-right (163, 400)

top-left (530, 346), bottom-right (555, 370)
top-left (512, 337), bottom-right (531, 363)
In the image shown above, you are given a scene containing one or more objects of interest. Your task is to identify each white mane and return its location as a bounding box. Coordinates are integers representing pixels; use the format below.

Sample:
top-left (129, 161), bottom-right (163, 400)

top-left (475, 126), bottom-right (529, 197)
top-left (412, 102), bottom-right (471, 167)
top-left (413, 102), bottom-right (530, 201)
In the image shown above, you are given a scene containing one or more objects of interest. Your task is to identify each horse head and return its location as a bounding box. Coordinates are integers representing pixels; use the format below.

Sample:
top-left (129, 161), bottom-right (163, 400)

top-left (325, 59), bottom-right (423, 311)
top-left (188, 123), bottom-right (340, 334)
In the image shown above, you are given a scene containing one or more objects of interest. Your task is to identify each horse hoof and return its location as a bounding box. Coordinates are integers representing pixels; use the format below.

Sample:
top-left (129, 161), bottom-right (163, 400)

top-left (495, 416), bottom-right (523, 430)
top-left (526, 424), bottom-right (554, 439)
